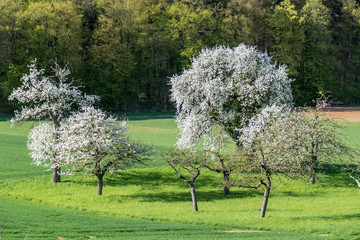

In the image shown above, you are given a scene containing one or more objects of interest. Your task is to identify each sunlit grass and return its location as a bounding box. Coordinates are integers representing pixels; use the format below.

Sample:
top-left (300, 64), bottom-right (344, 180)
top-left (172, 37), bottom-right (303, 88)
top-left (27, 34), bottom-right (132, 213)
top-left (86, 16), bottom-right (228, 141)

top-left (128, 118), bottom-right (179, 153)
top-left (1, 167), bottom-right (359, 238)
top-left (0, 117), bottom-right (360, 239)
top-left (3, 195), bottom-right (267, 240)
top-left (342, 121), bottom-right (360, 147)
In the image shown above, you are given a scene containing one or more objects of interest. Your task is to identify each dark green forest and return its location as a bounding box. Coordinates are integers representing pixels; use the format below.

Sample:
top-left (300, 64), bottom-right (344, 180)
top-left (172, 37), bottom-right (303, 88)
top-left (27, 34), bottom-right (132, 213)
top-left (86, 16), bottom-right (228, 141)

top-left (1, 0), bottom-right (360, 112)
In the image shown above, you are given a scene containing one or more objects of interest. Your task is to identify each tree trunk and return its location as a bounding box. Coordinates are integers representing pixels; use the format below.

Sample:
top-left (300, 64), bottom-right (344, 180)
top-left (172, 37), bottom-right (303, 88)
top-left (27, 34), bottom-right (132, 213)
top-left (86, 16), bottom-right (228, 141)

top-left (189, 183), bottom-right (198, 212)
top-left (223, 172), bottom-right (230, 195)
top-left (309, 154), bottom-right (317, 184)
top-left (309, 174), bottom-right (315, 184)
top-left (97, 174), bottom-right (104, 195)
top-left (309, 166), bottom-right (316, 184)
top-left (223, 186), bottom-right (230, 195)
top-left (52, 166), bottom-right (61, 183)
top-left (259, 187), bottom-right (270, 218)
top-left (51, 115), bottom-right (61, 183)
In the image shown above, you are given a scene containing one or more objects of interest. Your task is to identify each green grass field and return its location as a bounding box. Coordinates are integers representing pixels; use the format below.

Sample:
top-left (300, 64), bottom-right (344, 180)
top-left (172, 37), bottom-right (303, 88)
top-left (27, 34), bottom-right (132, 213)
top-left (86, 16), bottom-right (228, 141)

top-left (0, 115), bottom-right (360, 239)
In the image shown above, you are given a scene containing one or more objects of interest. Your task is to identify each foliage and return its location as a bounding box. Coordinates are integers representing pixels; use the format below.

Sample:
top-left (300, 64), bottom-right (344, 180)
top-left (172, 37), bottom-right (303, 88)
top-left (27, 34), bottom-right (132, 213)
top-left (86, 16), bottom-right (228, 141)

top-left (2, 0), bottom-right (360, 111)
top-left (57, 106), bottom-right (146, 195)
top-left (267, 0), bottom-right (305, 77)
top-left (170, 43), bottom-right (292, 149)
top-left (88, 4), bottom-right (136, 110)
top-left (165, 1), bottom-right (220, 66)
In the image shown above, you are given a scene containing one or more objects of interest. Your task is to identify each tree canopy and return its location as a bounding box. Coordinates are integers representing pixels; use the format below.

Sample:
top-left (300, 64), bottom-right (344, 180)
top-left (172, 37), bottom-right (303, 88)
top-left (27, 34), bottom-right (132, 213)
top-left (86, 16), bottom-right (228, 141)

top-left (170, 44), bottom-right (292, 149)
top-left (2, 0), bottom-right (360, 111)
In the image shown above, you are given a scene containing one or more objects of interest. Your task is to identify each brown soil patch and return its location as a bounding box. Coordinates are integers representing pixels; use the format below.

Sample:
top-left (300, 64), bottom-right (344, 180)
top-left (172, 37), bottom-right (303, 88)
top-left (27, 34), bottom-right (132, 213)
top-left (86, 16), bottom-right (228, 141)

top-left (322, 107), bottom-right (360, 122)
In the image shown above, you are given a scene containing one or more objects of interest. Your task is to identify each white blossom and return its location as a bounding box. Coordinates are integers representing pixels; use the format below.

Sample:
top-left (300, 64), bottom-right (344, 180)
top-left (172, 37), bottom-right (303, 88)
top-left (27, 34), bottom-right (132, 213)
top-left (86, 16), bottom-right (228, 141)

top-left (27, 122), bottom-right (56, 169)
top-left (57, 107), bottom-right (144, 175)
top-left (238, 104), bottom-right (287, 148)
top-left (170, 44), bottom-right (292, 149)
top-left (8, 59), bottom-right (99, 126)
top-left (9, 60), bottom-right (100, 179)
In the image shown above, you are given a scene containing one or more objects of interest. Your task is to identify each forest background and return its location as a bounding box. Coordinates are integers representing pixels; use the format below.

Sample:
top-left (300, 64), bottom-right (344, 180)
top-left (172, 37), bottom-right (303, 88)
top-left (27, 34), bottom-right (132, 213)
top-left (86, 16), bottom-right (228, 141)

top-left (1, 0), bottom-right (360, 112)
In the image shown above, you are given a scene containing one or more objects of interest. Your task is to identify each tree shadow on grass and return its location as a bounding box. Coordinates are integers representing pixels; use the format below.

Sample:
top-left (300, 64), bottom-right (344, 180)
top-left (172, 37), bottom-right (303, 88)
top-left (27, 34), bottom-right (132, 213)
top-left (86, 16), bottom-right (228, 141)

top-left (65, 168), bottom-right (221, 191)
top-left (118, 111), bottom-right (175, 121)
top-left (275, 191), bottom-right (321, 198)
top-left (317, 163), bottom-right (358, 188)
top-left (110, 189), bottom-right (264, 203)
top-left (64, 168), bottom-right (329, 202)
top-left (291, 213), bottom-right (360, 222)
top-left (0, 114), bottom-right (13, 121)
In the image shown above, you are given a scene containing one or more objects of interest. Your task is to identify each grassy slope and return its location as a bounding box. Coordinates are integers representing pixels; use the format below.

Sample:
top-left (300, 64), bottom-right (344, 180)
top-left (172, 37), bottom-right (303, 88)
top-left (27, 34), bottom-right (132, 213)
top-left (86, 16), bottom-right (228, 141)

top-left (0, 118), bottom-right (359, 239)
top-left (5, 195), bottom-right (279, 240)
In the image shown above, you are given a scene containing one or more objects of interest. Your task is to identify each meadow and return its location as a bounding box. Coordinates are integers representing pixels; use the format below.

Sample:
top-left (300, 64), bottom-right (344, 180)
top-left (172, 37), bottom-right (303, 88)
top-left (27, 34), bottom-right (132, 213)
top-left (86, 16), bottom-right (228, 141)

top-left (0, 114), bottom-right (360, 239)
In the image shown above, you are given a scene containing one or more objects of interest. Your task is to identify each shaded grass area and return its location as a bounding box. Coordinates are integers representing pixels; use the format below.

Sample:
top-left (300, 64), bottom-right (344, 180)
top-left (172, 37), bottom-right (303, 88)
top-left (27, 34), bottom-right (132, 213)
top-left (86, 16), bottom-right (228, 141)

top-left (0, 114), bottom-right (13, 121)
top-left (118, 111), bottom-right (175, 121)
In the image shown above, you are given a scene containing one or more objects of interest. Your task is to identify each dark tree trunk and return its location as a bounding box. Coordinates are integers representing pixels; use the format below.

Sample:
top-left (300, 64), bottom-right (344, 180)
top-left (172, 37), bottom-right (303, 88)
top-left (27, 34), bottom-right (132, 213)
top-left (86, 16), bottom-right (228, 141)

top-left (309, 164), bottom-right (316, 184)
top-left (223, 186), bottom-right (230, 195)
top-left (310, 172), bottom-right (316, 184)
top-left (223, 172), bottom-right (230, 195)
top-left (97, 174), bottom-right (104, 195)
top-left (189, 183), bottom-right (198, 212)
top-left (309, 154), bottom-right (317, 184)
top-left (259, 187), bottom-right (270, 218)
top-left (52, 166), bottom-right (61, 183)
top-left (51, 114), bottom-right (61, 183)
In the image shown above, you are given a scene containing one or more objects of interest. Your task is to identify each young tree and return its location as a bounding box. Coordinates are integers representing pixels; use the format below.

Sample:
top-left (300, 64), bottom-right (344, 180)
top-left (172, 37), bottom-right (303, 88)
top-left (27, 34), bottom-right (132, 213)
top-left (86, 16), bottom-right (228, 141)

top-left (57, 107), bottom-right (145, 195)
top-left (163, 149), bottom-right (207, 211)
top-left (292, 103), bottom-right (351, 184)
top-left (8, 60), bottom-right (99, 182)
top-left (237, 109), bottom-right (304, 218)
top-left (203, 127), bottom-right (240, 195)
